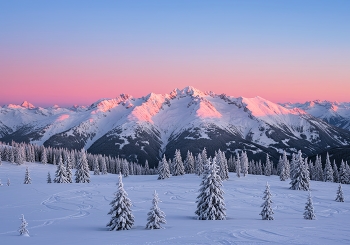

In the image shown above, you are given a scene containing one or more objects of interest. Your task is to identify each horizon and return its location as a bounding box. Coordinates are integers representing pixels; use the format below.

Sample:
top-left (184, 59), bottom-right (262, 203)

top-left (1, 1), bottom-right (349, 107)
top-left (0, 85), bottom-right (349, 108)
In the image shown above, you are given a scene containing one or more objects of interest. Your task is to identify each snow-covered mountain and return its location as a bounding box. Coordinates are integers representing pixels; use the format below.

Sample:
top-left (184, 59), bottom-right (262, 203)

top-left (1, 87), bottom-right (350, 166)
top-left (281, 101), bottom-right (350, 130)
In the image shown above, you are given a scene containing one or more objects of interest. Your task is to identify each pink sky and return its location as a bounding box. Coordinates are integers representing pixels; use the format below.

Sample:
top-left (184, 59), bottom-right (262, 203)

top-left (1, 1), bottom-right (349, 107)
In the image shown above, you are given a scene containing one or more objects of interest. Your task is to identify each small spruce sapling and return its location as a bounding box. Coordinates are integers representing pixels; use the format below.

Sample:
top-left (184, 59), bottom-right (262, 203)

top-left (7, 178), bottom-right (10, 186)
top-left (146, 190), bottom-right (166, 229)
top-left (260, 182), bottom-right (274, 220)
top-left (24, 167), bottom-right (31, 184)
top-left (47, 172), bottom-right (52, 183)
top-left (304, 192), bottom-right (316, 220)
top-left (18, 214), bottom-right (29, 236)
top-left (335, 184), bottom-right (344, 202)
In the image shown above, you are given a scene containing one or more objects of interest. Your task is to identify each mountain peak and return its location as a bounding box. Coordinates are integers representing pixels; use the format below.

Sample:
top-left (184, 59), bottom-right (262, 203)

top-left (21, 101), bottom-right (35, 109)
top-left (169, 86), bottom-right (207, 98)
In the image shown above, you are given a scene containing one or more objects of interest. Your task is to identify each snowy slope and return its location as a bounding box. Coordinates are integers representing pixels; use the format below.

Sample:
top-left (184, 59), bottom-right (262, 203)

top-left (1, 161), bottom-right (350, 245)
top-left (281, 101), bottom-right (350, 130)
top-left (1, 87), bottom-right (350, 166)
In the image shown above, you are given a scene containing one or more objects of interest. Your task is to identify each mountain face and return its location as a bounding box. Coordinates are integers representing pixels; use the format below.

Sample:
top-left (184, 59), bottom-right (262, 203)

top-left (281, 101), bottom-right (350, 130)
top-left (1, 87), bottom-right (350, 167)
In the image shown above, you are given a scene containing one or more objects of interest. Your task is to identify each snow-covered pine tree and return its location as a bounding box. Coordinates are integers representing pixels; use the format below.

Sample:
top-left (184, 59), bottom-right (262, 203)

top-left (324, 153), bottom-right (334, 182)
top-left (52, 154), bottom-right (56, 165)
top-left (283, 152), bottom-right (290, 179)
top-left (314, 155), bottom-right (323, 181)
top-left (18, 214), bottom-right (29, 236)
top-left (47, 172), bottom-right (52, 183)
top-left (333, 160), bottom-right (339, 183)
top-left (308, 160), bottom-right (314, 180)
top-left (0, 179), bottom-right (2, 186)
top-left (240, 151), bottom-right (249, 177)
top-left (172, 149), bottom-right (185, 176)
top-left (236, 152), bottom-right (241, 177)
top-left (184, 150), bottom-right (195, 174)
top-left (260, 182), bottom-right (274, 220)
top-left (54, 156), bottom-right (68, 183)
top-left (75, 149), bottom-right (90, 183)
top-left (195, 158), bottom-right (226, 220)
top-left (7, 178), bottom-right (10, 186)
top-left (24, 167), bottom-right (31, 184)
top-left (201, 148), bottom-right (207, 166)
top-left (10, 147), bottom-right (15, 163)
top-left (144, 160), bottom-right (150, 175)
top-left (257, 160), bottom-right (263, 175)
top-left (216, 150), bottom-right (229, 180)
top-left (158, 155), bottom-right (170, 180)
top-left (41, 148), bottom-right (47, 164)
top-left (146, 190), bottom-right (166, 229)
top-left (196, 153), bottom-right (204, 176)
top-left (107, 173), bottom-right (134, 231)
top-left (277, 156), bottom-right (283, 176)
top-left (93, 156), bottom-right (100, 175)
top-left (279, 161), bottom-right (287, 181)
top-left (290, 150), bottom-right (310, 191)
top-left (122, 160), bottom-right (129, 177)
top-left (335, 184), bottom-right (344, 202)
top-left (264, 154), bottom-right (272, 176)
top-left (304, 192), bottom-right (316, 220)
top-left (100, 156), bottom-right (108, 175)
top-left (339, 160), bottom-right (349, 184)
top-left (65, 158), bottom-right (73, 183)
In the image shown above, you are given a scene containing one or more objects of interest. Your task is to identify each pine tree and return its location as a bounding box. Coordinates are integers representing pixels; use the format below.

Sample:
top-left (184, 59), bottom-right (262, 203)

top-left (333, 160), bottom-right (339, 183)
top-left (314, 155), bottom-right (323, 181)
top-left (216, 150), bottom-right (229, 180)
top-left (146, 190), bottom-right (166, 229)
top-left (7, 178), bottom-right (10, 186)
top-left (279, 158), bottom-right (287, 181)
top-left (122, 160), bottom-right (129, 177)
top-left (10, 147), bottom-right (15, 163)
top-left (144, 160), bottom-right (150, 175)
top-left (195, 153), bottom-right (204, 176)
top-left (236, 152), bottom-right (241, 177)
top-left (184, 150), bottom-right (195, 174)
top-left (304, 192), bottom-right (316, 220)
top-left (41, 148), bottom-right (47, 164)
top-left (241, 151), bottom-right (249, 176)
top-left (260, 182), bottom-right (274, 220)
top-left (324, 153), bottom-right (334, 182)
top-left (93, 156), bottom-right (100, 175)
top-left (107, 173), bottom-right (134, 231)
top-left (195, 158), bottom-right (226, 220)
top-left (290, 151), bottom-right (310, 191)
top-left (339, 160), bottom-right (349, 184)
top-left (54, 156), bottom-right (68, 183)
top-left (24, 167), bottom-right (31, 184)
top-left (0, 179), bottom-right (2, 186)
top-left (65, 160), bottom-right (73, 183)
top-left (75, 149), bottom-right (90, 183)
top-left (158, 155), bottom-right (170, 180)
top-left (47, 172), bottom-right (52, 183)
top-left (172, 149), bottom-right (185, 176)
top-left (264, 154), bottom-right (272, 176)
top-left (100, 156), bottom-right (108, 175)
top-left (18, 214), bottom-right (29, 236)
top-left (335, 184), bottom-right (344, 202)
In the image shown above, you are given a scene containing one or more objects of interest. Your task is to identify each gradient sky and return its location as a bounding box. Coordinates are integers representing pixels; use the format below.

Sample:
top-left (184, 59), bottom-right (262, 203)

top-left (1, 0), bottom-right (349, 107)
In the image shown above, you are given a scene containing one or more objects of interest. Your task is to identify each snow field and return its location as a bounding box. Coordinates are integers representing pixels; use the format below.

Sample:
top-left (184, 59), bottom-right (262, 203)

top-left (1, 161), bottom-right (350, 245)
